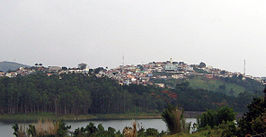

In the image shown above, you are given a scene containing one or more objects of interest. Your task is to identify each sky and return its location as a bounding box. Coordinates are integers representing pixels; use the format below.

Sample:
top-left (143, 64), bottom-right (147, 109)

top-left (0, 0), bottom-right (265, 77)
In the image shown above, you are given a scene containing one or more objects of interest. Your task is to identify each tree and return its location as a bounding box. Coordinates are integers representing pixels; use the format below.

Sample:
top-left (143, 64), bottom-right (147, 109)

top-left (198, 106), bottom-right (235, 128)
top-left (216, 106), bottom-right (235, 125)
top-left (161, 105), bottom-right (188, 134)
top-left (62, 67), bottom-right (67, 70)
top-left (78, 63), bottom-right (87, 70)
top-left (199, 62), bottom-right (206, 68)
top-left (236, 97), bottom-right (265, 136)
top-left (94, 67), bottom-right (105, 74)
top-left (175, 82), bottom-right (189, 90)
top-left (0, 72), bottom-right (256, 115)
top-left (222, 87), bottom-right (266, 137)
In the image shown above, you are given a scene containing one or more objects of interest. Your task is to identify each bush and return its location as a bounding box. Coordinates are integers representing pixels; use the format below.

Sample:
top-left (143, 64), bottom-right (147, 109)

top-left (145, 128), bottom-right (159, 136)
top-left (74, 122), bottom-right (123, 137)
top-left (197, 106), bottom-right (235, 128)
top-left (137, 127), bottom-right (165, 137)
top-left (220, 121), bottom-right (237, 137)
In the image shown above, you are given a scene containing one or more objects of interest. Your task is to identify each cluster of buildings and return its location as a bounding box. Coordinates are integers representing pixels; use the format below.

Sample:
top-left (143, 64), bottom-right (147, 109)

top-left (0, 60), bottom-right (265, 86)
top-left (0, 63), bottom-right (90, 78)
top-left (102, 59), bottom-right (266, 87)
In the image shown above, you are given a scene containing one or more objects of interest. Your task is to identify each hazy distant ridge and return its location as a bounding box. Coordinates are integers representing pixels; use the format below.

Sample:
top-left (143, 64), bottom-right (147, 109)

top-left (0, 61), bottom-right (30, 72)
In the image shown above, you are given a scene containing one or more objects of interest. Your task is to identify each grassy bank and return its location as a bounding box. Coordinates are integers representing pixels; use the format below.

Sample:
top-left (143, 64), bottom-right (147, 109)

top-left (0, 113), bottom-right (162, 123)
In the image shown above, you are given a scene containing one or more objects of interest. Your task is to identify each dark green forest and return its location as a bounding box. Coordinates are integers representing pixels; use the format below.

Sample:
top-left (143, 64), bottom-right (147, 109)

top-left (0, 73), bottom-right (257, 115)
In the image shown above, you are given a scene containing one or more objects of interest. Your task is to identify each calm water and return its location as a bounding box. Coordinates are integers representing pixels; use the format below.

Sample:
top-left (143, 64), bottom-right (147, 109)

top-left (0, 118), bottom-right (196, 137)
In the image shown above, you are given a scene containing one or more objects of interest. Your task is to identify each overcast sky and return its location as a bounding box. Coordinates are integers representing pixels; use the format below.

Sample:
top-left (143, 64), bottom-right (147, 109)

top-left (0, 0), bottom-right (265, 76)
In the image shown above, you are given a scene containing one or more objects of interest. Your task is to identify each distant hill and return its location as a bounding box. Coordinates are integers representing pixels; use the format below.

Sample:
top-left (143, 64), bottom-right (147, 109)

top-left (0, 61), bottom-right (30, 72)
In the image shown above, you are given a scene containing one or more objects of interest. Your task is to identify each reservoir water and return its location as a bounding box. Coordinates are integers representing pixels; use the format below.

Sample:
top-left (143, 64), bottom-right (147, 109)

top-left (0, 118), bottom-right (197, 137)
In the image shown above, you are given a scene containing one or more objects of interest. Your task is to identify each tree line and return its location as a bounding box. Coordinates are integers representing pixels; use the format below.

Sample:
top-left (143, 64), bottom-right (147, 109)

top-left (0, 73), bottom-right (256, 115)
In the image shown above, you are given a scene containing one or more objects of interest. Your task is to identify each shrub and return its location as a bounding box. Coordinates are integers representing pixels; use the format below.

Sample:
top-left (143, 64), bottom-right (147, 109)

top-left (145, 128), bottom-right (159, 136)
top-left (197, 106), bottom-right (235, 128)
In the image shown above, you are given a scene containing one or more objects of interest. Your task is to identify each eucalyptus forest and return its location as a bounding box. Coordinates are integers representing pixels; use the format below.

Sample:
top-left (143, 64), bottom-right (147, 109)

top-left (0, 73), bottom-right (256, 115)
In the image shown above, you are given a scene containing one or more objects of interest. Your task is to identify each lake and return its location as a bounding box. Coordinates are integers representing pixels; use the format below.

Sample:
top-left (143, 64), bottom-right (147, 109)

top-left (0, 118), bottom-right (197, 137)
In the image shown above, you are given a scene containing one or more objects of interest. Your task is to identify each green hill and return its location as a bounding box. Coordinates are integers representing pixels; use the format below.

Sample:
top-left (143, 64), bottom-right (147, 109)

top-left (0, 61), bottom-right (30, 72)
top-left (187, 76), bottom-right (246, 96)
top-left (152, 75), bottom-right (264, 97)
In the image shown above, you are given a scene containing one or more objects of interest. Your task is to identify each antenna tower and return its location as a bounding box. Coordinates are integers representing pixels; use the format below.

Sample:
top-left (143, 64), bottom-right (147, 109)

top-left (244, 59), bottom-right (246, 75)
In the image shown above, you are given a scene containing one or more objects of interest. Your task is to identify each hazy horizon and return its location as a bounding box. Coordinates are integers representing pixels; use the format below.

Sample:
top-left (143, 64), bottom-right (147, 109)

top-left (0, 0), bottom-right (265, 77)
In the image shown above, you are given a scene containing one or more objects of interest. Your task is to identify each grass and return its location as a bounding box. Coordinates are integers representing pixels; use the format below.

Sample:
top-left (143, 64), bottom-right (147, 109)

top-left (0, 112), bottom-right (161, 123)
top-left (13, 120), bottom-right (62, 137)
top-left (187, 76), bottom-right (245, 96)
top-left (33, 120), bottom-right (59, 136)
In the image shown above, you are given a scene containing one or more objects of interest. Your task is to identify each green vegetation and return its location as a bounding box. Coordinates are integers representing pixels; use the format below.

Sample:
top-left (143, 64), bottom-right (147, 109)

top-left (12, 120), bottom-right (223, 137)
top-left (197, 106), bottom-right (235, 128)
top-left (0, 73), bottom-right (165, 115)
top-left (138, 128), bottom-right (166, 137)
top-left (12, 120), bottom-right (166, 137)
top-left (196, 87), bottom-right (266, 137)
top-left (168, 87), bottom-right (266, 137)
top-left (13, 120), bottom-right (71, 137)
top-left (0, 73), bottom-right (256, 119)
top-left (165, 128), bottom-right (223, 137)
top-left (173, 82), bottom-right (253, 112)
top-left (11, 87), bottom-right (265, 137)
top-left (161, 105), bottom-right (190, 134)
top-left (73, 122), bottom-right (124, 137)
top-left (222, 96), bottom-right (266, 137)
top-left (221, 75), bottom-right (264, 95)
top-left (152, 75), bottom-right (264, 97)
top-left (187, 76), bottom-right (245, 96)
top-left (192, 68), bottom-right (208, 74)
top-left (0, 113), bottom-right (161, 123)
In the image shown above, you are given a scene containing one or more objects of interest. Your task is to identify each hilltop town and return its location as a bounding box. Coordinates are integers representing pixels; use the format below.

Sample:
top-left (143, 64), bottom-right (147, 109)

top-left (0, 60), bottom-right (265, 87)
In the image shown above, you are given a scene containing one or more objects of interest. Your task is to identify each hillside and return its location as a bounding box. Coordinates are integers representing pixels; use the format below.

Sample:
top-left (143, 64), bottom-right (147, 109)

top-left (101, 60), bottom-right (264, 97)
top-left (152, 75), bottom-right (264, 97)
top-left (0, 61), bottom-right (30, 72)
top-left (0, 73), bottom-right (257, 115)
top-left (188, 76), bottom-right (264, 96)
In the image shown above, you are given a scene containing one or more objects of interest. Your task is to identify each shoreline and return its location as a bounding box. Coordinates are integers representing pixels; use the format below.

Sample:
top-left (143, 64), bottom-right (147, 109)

top-left (0, 112), bottom-right (202, 123)
top-left (0, 113), bottom-right (162, 123)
